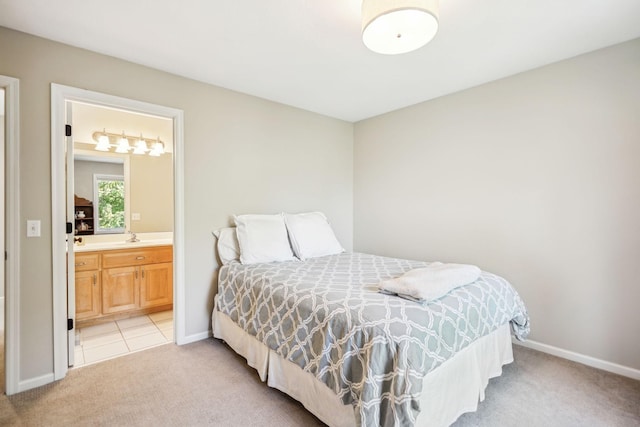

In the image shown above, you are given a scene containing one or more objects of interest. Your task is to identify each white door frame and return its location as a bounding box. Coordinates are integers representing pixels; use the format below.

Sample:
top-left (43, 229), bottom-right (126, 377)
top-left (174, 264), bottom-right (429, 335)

top-left (65, 101), bottom-right (76, 367)
top-left (51, 84), bottom-right (185, 381)
top-left (1, 75), bottom-right (20, 395)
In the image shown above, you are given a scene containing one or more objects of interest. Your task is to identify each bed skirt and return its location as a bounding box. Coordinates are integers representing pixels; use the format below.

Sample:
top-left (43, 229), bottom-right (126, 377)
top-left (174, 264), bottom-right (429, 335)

top-left (212, 302), bottom-right (513, 427)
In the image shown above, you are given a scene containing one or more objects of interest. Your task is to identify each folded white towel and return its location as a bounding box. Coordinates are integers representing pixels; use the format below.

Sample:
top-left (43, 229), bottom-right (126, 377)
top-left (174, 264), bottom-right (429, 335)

top-left (379, 262), bottom-right (481, 302)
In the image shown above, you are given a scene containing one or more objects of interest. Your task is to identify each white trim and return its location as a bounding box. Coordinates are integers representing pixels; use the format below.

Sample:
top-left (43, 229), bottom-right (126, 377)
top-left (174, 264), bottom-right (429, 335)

top-left (51, 83), bottom-right (186, 383)
top-left (1, 75), bottom-right (20, 396)
top-left (181, 330), bottom-right (212, 345)
top-left (18, 373), bottom-right (55, 393)
top-left (513, 339), bottom-right (640, 381)
top-left (65, 100), bottom-right (76, 368)
top-left (0, 296), bottom-right (4, 328)
top-left (51, 85), bottom-right (67, 380)
top-left (172, 109), bottom-right (186, 345)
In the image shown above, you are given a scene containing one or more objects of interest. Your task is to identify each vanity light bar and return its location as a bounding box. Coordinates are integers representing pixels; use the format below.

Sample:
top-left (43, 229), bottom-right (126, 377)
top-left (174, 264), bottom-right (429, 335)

top-left (91, 130), bottom-right (165, 156)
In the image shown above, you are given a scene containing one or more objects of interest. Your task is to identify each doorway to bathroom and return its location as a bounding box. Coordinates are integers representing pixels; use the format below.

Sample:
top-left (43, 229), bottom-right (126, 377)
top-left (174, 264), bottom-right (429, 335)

top-left (51, 84), bottom-right (185, 380)
top-left (69, 100), bottom-right (175, 368)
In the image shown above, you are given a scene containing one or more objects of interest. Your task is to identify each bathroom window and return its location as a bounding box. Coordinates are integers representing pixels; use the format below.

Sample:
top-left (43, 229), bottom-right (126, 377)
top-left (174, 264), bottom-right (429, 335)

top-left (94, 174), bottom-right (125, 234)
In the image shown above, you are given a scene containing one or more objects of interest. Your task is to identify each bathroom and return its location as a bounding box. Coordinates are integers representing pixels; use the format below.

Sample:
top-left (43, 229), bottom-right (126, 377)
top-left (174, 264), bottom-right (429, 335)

top-left (70, 101), bottom-right (175, 367)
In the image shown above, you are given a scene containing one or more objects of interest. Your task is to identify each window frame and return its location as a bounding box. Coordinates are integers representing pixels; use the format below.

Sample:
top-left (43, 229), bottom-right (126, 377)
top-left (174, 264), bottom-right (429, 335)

top-left (93, 173), bottom-right (126, 234)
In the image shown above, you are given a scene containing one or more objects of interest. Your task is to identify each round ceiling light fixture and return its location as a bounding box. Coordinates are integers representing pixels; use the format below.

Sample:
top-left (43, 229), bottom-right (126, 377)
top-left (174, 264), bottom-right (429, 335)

top-left (362, 0), bottom-right (439, 55)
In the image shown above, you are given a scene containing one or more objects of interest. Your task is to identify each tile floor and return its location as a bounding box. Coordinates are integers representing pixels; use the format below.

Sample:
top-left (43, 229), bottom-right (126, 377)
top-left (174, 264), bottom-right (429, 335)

top-left (73, 310), bottom-right (173, 368)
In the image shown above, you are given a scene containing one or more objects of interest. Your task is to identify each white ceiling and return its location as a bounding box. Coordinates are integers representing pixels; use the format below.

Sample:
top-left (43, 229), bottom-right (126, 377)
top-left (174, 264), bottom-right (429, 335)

top-left (1, 0), bottom-right (639, 122)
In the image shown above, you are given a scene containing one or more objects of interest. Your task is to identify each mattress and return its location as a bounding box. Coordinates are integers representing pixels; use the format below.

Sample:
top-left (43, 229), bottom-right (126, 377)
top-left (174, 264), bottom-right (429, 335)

top-left (214, 252), bottom-right (529, 426)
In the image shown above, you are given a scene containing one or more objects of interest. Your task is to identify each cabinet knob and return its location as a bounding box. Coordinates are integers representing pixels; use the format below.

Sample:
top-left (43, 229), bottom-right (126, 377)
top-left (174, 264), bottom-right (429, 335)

top-left (93, 273), bottom-right (97, 285)
top-left (76, 261), bottom-right (86, 266)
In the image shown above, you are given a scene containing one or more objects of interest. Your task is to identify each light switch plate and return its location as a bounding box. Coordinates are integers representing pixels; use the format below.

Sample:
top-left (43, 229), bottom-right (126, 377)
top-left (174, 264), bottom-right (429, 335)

top-left (132, 213), bottom-right (141, 221)
top-left (27, 220), bottom-right (41, 237)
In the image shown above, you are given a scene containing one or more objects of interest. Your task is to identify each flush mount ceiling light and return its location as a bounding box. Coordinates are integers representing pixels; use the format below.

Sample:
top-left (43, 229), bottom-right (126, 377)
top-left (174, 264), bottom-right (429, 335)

top-left (362, 0), bottom-right (439, 55)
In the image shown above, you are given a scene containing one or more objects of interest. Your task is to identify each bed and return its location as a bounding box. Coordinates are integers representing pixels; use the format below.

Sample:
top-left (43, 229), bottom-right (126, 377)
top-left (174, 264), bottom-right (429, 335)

top-left (211, 213), bottom-right (529, 427)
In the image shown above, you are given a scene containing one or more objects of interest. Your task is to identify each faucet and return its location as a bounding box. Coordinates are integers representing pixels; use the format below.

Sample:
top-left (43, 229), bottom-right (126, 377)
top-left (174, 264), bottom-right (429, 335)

top-left (126, 230), bottom-right (140, 243)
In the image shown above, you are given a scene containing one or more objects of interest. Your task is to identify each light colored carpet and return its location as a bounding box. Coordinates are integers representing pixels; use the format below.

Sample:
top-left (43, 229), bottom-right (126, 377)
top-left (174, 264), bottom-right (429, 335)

top-left (0, 338), bottom-right (638, 426)
top-left (0, 339), bottom-right (322, 427)
top-left (454, 344), bottom-right (640, 427)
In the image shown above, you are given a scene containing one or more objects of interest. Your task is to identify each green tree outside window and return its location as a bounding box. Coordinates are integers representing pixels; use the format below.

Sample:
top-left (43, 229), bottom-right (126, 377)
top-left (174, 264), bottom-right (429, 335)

top-left (94, 175), bottom-right (125, 233)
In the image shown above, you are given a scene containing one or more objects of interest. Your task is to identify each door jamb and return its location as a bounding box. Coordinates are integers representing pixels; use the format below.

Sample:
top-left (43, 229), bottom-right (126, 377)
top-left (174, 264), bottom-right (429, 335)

top-left (50, 84), bottom-right (185, 381)
top-left (1, 75), bottom-right (20, 395)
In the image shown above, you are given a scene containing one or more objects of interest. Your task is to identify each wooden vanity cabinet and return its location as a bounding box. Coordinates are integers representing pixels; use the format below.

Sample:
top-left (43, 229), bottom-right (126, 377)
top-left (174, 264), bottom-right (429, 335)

top-left (101, 245), bottom-right (173, 313)
top-left (102, 266), bottom-right (139, 314)
top-left (76, 271), bottom-right (102, 319)
top-left (75, 245), bottom-right (173, 326)
top-left (139, 262), bottom-right (173, 308)
top-left (75, 252), bottom-right (102, 320)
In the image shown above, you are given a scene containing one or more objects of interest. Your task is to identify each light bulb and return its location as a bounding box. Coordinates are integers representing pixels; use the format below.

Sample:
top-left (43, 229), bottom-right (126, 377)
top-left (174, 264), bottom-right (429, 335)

top-left (95, 131), bottom-right (110, 151)
top-left (115, 133), bottom-right (131, 153)
top-left (133, 135), bottom-right (148, 155)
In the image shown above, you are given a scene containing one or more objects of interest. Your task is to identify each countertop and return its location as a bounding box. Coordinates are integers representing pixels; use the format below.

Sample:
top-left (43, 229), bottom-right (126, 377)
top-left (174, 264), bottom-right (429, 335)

top-left (74, 238), bottom-right (173, 252)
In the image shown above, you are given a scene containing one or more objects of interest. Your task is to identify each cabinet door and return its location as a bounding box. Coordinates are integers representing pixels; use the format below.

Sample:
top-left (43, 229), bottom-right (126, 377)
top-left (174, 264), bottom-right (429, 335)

top-left (75, 270), bottom-right (101, 320)
top-left (102, 266), bottom-right (139, 314)
top-left (139, 262), bottom-right (173, 309)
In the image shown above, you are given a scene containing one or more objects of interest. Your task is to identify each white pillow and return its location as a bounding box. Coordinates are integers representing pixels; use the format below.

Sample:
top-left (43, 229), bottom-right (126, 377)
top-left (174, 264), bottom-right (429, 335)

top-left (234, 214), bottom-right (296, 265)
top-left (284, 212), bottom-right (344, 260)
top-left (212, 227), bottom-right (240, 265)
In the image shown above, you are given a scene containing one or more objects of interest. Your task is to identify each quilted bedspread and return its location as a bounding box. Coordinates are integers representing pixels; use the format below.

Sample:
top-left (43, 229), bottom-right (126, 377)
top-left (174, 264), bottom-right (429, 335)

top-left (215, 252), bottom-right (529, 426)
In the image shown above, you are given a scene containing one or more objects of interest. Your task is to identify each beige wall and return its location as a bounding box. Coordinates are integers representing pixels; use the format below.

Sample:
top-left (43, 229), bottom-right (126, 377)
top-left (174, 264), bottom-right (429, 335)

top-left (130, 153), bottom-right (173, 232)
top-left (0, 26), bottom-right (353, 383)
top-left (354, 39), bottom-right (640, 370)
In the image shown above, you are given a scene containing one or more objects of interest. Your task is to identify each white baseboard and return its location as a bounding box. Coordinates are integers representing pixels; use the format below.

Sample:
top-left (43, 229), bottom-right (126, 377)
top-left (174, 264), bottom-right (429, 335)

top-left (178, 330), bottom-right (212, 345)
top-left (18, 373), bottom-right (56, 393)
top-left (513, 339), bottom-right (640, 381)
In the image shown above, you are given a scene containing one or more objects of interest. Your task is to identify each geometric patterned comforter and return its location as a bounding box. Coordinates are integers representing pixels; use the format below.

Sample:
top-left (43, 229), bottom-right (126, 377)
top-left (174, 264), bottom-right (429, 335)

top-left (215, 252), bottom-right (530, 427)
